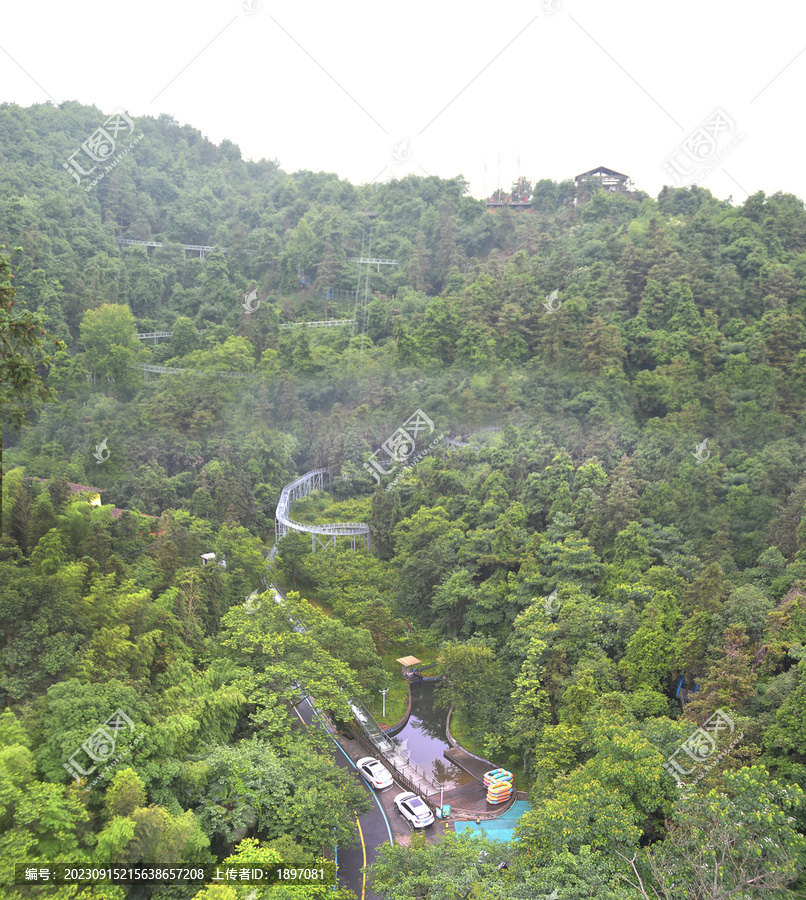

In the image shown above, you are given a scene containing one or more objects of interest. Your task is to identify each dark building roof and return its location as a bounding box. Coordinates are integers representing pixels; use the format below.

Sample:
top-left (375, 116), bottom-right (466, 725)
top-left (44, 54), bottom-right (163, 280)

top-left (574, 165), bottom-right (630, 181)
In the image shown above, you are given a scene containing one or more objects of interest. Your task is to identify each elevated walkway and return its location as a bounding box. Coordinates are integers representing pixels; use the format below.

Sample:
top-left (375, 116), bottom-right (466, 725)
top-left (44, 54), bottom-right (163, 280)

top-left (131, 364), bottom-right (254, 381)
top-left (116, 238), bottom-right (225, 258)
top-left (279, 319), bottom-right (355, 329)
top-left (356, 731), bottom-right (441, 805)
top-left (275, 468), bottom-right (370, 552)
top-left (135, 329), bottom-right (205, 342)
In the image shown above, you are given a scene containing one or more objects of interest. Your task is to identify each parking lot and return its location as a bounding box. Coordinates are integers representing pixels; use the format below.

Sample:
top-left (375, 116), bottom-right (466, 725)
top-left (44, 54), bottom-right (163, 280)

top-left (339, 730), bottom-right (453, 845)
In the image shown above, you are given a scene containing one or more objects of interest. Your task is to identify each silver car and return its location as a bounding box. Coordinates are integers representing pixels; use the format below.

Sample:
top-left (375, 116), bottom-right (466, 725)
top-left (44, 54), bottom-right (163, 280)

top-left (394, 791), bottom-right (435, 828)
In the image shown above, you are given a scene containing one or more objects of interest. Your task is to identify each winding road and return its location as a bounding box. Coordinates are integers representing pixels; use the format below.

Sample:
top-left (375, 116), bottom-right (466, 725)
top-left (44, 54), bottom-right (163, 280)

top-left (270, 458), bottom-right (505, 897)
top-left (292, 696), bottom-right (393, 900)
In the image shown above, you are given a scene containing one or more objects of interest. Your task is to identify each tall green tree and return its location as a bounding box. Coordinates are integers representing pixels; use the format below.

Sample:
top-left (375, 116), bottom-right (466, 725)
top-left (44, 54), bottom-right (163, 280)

top-left (79, 303), bottom-right (141, 393)
top-left (620, 767), bottom-right (806, 899)
top-left (0, 250), bottom-right (65, 425)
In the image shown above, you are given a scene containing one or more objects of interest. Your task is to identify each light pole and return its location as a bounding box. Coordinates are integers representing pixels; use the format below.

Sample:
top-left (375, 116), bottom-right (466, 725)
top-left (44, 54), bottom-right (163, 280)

top-left (379, 688), bottom-right (389, 718)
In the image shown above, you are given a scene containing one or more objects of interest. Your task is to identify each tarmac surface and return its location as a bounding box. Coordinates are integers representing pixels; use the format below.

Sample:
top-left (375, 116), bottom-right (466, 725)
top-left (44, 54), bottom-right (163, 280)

top-left (292, 696), bottom-right (451, 900)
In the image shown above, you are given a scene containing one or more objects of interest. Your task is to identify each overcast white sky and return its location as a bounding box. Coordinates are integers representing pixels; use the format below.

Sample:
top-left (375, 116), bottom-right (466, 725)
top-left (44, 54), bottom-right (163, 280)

top-left (2, 0), bottom-right (805, 204)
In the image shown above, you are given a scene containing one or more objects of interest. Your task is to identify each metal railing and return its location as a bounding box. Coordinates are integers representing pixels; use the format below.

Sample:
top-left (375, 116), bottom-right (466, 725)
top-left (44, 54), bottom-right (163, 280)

top-left (349, 696), bottom-right (440, 793)
top-left (116, 238), bottom-right (226, 255)
top-left (274, 468), bottom-right (370, 551)
top-left (388, 748), bottom-right (440, 789)
top-left (135, 329), bottom-right (205, 341)
top-left (346, 256), bottom-right (398, 266)
top-left (278, 319), bottom-right (355, 329)
top-left (356, 735), bottom-right (439, 811)
top-left (131, 364), bottom-right (254, 379)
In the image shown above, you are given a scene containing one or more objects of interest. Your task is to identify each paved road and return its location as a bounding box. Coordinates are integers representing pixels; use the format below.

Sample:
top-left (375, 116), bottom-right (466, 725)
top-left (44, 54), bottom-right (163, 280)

top-left (293, 696), bottom-right (393, 900)
top-left (273, 576), bottom-right (447, 895)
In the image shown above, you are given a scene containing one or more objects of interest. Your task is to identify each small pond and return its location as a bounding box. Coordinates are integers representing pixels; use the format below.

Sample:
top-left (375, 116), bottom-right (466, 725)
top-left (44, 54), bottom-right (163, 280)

top-left (394, 680), bottom-right (474, 788)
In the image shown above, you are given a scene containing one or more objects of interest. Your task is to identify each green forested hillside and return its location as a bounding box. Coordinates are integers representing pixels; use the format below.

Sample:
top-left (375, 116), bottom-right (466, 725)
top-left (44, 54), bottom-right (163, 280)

top-left (2, 101), bottom-right (806, 899)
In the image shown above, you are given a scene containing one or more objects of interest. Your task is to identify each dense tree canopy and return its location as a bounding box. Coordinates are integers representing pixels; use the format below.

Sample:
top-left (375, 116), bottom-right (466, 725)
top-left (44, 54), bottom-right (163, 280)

top-left (2, 101), bottom-right (806, 898)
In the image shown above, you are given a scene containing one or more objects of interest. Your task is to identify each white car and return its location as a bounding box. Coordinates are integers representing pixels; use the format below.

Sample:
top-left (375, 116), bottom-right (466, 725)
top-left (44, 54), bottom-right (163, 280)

top-left (394, 791), bottom-right (435, 828)
top-left (356, 757), bottom-right (394, 790)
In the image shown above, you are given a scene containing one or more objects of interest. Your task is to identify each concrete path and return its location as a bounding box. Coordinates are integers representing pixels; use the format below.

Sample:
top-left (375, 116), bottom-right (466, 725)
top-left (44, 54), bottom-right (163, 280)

top-left (443, 745), bottom-right (495, 781)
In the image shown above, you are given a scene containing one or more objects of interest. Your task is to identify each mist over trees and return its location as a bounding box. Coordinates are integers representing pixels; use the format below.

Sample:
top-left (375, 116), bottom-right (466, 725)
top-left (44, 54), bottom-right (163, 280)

top-left (2, 101), bottom-right (806, 898)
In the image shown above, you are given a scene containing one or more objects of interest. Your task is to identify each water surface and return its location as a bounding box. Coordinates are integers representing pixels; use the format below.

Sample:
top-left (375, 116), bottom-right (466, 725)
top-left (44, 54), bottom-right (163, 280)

top-left (394, 681), bottom-right (473, 788)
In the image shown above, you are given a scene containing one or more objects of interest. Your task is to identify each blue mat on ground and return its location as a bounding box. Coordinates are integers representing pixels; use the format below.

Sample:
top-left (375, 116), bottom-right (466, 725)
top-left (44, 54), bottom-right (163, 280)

top-left (453, 800), bottom-right (530, 843)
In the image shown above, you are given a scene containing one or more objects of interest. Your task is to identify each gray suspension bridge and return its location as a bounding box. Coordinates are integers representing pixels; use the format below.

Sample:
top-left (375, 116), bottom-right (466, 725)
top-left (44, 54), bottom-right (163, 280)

top-left (273, 468), bottom-right (370, 554)
top-left (130, 364), bottom-right (255, 382)
top-left (278, 319), bottom-right (355, 329)
top-left (116, 238), bottom-right (225, 259)
top-left (135, 330), bottom-right (205, 343)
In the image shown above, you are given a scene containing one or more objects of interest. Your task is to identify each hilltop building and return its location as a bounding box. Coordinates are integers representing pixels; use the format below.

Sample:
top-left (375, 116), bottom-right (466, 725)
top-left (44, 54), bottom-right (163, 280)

top-left (574, 166), bottom-right (634, 193)
top-left (486, 165), bottom-right (635, 209)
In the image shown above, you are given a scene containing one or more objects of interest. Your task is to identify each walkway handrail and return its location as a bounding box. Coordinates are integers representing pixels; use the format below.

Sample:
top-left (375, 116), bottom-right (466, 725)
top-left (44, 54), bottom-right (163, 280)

top-left (130, 364), bottom-right (254, 379)
top-left (135, 329), bottom-right (205, 340)
top-left (278, 319), bottom-right (355, 329)
top-left (116, 238), bottom-right (226, 253)
top-left (349, 696), bottom-right (440, 790)
top-left (275, 468), bottom-right (370, 551)
top-left (357, 735), bottom-right (436, 809)
top-left (356, 734), bottom-right (440, 812)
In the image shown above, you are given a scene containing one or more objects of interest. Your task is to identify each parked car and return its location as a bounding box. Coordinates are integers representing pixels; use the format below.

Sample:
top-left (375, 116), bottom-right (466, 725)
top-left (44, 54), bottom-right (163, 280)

top-left (356, 757), bottom-right (394, 790)
top-left (394, 791), bottom-right (435, 828)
